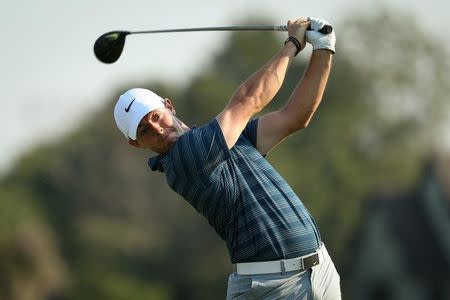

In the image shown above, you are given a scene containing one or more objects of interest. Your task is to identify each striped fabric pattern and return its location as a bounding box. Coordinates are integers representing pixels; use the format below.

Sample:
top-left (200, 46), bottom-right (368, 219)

top-left (148, 118), bottom-right (321, 263)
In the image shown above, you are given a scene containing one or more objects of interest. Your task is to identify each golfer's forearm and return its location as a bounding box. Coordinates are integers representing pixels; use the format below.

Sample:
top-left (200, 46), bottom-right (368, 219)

top-left (232, 43), bottom-right (296, 113)
top-left (286, 50), bottom-right (332, 128)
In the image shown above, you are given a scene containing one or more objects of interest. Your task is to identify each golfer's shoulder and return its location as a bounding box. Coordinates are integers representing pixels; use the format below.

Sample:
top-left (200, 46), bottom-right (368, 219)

top-left (167, 119), bottom-right (230, 175)
top-left (174, 118), bottom-right (226, 151)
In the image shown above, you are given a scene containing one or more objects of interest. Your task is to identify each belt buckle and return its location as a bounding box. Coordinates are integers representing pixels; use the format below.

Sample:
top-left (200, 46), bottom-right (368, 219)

top-left (303, 253), bottom-right (320, 269)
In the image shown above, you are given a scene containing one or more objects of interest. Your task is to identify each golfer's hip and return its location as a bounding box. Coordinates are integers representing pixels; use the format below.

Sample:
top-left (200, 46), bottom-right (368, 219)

top-left (233, 244), bottom-right (324, 276)
top-left (226, 244), bottom-right (341, 300)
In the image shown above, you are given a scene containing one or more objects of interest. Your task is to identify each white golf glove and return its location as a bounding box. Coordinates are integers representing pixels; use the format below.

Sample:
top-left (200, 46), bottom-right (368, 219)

top-left (306, 17), bottom-right (336, 53)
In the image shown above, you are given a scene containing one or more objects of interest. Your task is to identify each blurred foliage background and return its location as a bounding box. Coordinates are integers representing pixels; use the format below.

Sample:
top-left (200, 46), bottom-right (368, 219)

top-left (1, 10), bottom-right (449, 300)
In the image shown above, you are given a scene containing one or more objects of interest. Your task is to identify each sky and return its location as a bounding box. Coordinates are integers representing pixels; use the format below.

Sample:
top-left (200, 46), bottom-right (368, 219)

top-left (1, 0), bottom-right (449, 175)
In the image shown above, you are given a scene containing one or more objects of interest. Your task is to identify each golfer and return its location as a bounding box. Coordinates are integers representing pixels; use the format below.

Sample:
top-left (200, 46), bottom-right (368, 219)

top-left (114, 17), bottom-right (340, 299)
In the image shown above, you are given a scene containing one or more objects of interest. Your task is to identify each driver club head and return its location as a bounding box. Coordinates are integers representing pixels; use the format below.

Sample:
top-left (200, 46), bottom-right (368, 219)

top-left (93, 31), bottom-right (130, 64)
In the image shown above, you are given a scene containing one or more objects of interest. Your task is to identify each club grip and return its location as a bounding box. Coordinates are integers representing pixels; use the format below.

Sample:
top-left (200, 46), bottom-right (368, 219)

top-left (307, 24), bottom-right (333, 34)
top-left (278, 24), bottom-right (333, 34)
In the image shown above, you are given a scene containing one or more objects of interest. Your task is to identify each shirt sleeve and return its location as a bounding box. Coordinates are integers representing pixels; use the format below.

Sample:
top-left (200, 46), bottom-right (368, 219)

top-left (241, 118), bottom-right (259, 148)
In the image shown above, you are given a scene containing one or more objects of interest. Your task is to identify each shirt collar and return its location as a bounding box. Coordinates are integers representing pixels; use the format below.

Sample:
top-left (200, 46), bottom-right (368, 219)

top-left (148, 153), bottom-right (167, 172)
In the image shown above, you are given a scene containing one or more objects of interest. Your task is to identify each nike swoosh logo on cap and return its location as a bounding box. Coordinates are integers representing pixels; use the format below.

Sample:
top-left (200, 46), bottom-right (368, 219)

top-left (125, 98), bottom-right (135, 112)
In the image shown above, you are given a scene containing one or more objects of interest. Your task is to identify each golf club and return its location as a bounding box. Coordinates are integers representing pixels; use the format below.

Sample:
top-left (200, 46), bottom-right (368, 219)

top-left (94, 25), bottom-right (332, 64)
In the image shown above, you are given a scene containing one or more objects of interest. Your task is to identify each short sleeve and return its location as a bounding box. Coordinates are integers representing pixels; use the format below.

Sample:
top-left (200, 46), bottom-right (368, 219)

top-left (241, 118), bottom-right (259, 148)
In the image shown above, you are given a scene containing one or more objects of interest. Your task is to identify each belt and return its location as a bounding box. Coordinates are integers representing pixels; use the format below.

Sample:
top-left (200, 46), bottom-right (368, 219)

top-left (234, 246), bottom-right (323, 275)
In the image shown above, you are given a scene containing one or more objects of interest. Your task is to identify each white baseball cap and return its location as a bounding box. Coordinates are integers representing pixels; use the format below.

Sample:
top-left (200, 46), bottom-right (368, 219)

top-left (114, 88), bottom-right (165, 140)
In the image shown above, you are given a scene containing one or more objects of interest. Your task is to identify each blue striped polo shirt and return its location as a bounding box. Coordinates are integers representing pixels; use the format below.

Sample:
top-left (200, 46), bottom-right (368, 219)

top-left (148, 118), bottom-right (321, 263)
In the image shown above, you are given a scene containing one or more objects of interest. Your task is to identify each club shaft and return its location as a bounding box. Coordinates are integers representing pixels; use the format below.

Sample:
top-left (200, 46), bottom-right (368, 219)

top-left (130, 25), bottom-right (288, 35)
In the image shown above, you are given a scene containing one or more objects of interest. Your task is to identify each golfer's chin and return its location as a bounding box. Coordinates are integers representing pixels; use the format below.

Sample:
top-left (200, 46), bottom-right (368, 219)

top-left (154, 132), bottom-right (179, 153)
top-left (167, 131), bottom-right (182, 143)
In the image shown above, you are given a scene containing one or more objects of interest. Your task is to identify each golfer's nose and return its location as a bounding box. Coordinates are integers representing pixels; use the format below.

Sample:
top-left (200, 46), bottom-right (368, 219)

top-left (150, 122), bottom-right (164, 135)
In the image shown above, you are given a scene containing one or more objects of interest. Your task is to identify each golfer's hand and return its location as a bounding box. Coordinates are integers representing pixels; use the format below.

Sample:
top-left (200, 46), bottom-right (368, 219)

top-left (306, 17), bottom-right (336, 53)
top-left (287, 18), bottom-right (310, 51)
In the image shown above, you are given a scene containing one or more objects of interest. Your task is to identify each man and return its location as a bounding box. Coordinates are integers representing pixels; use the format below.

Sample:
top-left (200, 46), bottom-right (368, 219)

top-left (114, 17), bottom-right (340, 299)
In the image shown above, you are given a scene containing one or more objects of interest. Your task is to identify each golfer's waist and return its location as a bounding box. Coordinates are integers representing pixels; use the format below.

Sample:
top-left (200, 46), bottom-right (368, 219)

top-left (233, 244), bottom-right (324, 275)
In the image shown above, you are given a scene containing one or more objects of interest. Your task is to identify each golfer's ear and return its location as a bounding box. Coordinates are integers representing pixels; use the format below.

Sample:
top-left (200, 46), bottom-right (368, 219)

top-left (128, 139), bottom-right (141, 148)
top-left (164, 98), bottom-right (176, 115)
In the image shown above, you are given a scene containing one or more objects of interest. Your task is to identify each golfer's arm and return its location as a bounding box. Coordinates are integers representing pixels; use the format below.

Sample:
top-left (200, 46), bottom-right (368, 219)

top-left (217, 43), bottom-right (297, 149)
top-left (257, 50), bottom-right (333, 154)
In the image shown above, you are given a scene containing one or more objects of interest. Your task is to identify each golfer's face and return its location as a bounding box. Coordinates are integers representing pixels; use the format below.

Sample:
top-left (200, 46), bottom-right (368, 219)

top-left (135, 107), bottom-right (179, 153)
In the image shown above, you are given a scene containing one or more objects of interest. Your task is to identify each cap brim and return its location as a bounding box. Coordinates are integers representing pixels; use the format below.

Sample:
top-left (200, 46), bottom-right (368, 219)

top-left (127, 109), bottom-right (152, 140)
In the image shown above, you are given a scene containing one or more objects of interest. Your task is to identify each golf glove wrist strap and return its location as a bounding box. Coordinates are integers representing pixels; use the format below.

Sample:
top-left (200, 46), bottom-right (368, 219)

top-left (285, 36), bottom-right (302, 56)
